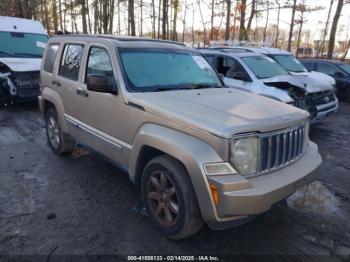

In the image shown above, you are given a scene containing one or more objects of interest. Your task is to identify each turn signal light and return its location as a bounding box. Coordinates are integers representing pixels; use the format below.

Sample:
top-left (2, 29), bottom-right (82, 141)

top-left (209, 184), bottom-right (219, 205)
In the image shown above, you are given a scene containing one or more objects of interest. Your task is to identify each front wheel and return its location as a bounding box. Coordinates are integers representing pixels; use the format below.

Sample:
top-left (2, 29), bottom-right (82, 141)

top-left (141, 155), bottom-right (203, 240)
top-left (45, 108), bottom-right (75, 155)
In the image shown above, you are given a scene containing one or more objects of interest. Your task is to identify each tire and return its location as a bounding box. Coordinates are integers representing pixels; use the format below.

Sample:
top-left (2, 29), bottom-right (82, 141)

top-left (45, 108), bottom-right (74, 155)
top-left (141, 155), bottom-right (203, 240)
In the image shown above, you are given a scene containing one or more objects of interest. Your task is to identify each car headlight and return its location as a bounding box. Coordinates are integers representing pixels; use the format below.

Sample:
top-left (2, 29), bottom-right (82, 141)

top-left (230, 136), bottom-right (260, 176)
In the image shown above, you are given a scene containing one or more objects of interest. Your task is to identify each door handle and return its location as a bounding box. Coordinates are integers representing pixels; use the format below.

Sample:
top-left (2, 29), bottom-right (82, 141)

top-left (77, 88), bottom-right (89, 97)
top-left (52, 80), bottom-right (61, 87)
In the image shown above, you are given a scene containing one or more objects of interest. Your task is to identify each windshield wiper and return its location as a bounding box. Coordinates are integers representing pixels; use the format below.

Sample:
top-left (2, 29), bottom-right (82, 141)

top-left (14, 53), bottom-right (41, 58)
top-left (151, 86), bottom-right (192, 92)
top-left (0, 51), bottom-right (13, 57)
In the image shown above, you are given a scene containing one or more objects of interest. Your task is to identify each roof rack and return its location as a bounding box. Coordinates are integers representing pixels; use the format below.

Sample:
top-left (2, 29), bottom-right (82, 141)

top-left (51, 34), bottom-right (187, 46)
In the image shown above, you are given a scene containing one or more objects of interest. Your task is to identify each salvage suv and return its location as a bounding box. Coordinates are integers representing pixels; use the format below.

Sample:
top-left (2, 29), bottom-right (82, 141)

top-left (39, 35), bottom-right (322, 240)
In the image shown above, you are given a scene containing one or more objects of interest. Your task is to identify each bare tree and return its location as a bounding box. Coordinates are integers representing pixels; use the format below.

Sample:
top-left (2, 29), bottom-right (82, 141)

top-left (287, 0), bottom-right (297, 51)
top-left (246, 0), bottom-right (256, 40)
top-left (327, 0), bottom-right (345, 59)
top-left (225, 0), bottom-right (231, 40)
top-left (128, 0), bottom-right (135, 35)
top-left (239, 0), bottom-right (247, 41)
top-left (319, 0), bottom-right (334, 57)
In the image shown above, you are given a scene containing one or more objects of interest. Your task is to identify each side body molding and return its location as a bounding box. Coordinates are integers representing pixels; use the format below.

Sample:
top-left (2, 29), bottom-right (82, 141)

top-left (129, 123), bottom-right (224, 222)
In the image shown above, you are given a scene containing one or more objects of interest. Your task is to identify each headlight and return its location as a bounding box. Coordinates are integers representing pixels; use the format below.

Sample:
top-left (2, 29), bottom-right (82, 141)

top-left (230, 136), bottom-right (260, 176)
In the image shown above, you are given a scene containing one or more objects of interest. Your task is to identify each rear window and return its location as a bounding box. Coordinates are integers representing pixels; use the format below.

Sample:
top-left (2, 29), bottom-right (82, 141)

top-left (59, 44), bottom-right (84, 81)
top-left (43, 44), bottom-right (59, 73)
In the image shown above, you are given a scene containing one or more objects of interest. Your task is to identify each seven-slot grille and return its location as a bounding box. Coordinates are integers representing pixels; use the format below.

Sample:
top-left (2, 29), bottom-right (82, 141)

top-left (259, 124), bottom-right (306, 174)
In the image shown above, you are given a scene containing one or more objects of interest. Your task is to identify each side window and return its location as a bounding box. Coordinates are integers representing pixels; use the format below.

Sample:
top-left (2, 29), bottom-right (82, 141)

top-left (317, 63), bottom-right (339, 75)
top-left (216, 56), bottom-right (249, 81)
top-left (86, 47), bottom-right (113, 78)
top-left (302, 61), bottom-right (315, 71)
top-left (59, 44), bottom-right (84, 81)
top-left (203, 55), bottom-right (215, 65)
top-left (43, 44), bottom-right (59, 73)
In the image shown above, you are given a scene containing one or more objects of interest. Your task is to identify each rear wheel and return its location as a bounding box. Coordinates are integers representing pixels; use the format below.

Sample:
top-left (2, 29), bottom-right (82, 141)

top-left (45, 108), bottom-right (74, 155)
top-left (141, 155), bottom-right (203, 240)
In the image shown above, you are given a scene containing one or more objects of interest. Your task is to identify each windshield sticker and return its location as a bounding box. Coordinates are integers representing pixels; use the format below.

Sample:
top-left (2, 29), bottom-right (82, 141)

top-left (193, 56), bottom-right (211, 69)
top-left (36, 41), bottom-right (47, 48)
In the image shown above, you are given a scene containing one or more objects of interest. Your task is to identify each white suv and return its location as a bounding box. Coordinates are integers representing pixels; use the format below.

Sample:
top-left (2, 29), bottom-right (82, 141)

top-left (200, 49), bottom-right (338, 124)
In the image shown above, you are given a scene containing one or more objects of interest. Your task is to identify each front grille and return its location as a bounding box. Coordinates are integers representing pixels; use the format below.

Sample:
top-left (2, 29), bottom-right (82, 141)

top-left (306, 90), bottom-right (335, 106)
top-left (259, 124), bottom-right (306, 174)
top-left (11, 71), bottom-right (40, 98)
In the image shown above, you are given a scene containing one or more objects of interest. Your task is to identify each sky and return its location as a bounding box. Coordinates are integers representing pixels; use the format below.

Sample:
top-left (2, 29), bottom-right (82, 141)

top-left (172, 0), bottom-right (350, 41)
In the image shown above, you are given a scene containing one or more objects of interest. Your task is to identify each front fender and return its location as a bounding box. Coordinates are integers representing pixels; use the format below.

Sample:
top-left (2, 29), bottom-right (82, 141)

top-left (129, 123), bottom-right (224, 223)
top-left (40, 87), bottom-right (67, 132)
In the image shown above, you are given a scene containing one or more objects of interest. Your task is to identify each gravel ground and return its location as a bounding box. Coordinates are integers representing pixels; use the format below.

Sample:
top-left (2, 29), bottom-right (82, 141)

top-left (0, 102), bottom-right (349, 260)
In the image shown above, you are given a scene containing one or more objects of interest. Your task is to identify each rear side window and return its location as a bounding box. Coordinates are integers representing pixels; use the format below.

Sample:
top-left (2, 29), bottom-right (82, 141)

top-left (302, 61), bottom-right (315, 71)
top-left (43, 44), bottom-right (59, 73)
top-left (317, 62), bottom-right (339, 75)
top-left (59, 44), bottom-right (84, 81)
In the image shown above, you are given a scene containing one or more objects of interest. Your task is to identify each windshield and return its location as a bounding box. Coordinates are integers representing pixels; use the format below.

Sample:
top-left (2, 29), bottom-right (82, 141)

top-left (0, 32), bottom-right (48, 58)
top-left (241, 56), bottom-right (289, 79)
top-left (119, 49), bottom-right (222, 92)
top-left (271, 54), bottom-right (307, 73)
top-left (339, 64), bottom-right (350, 75)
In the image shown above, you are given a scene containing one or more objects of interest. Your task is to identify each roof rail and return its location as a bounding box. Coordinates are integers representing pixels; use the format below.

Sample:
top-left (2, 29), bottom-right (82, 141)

top-left (51, 34), bottom-right (186, 46)
top-left (209, 40), bottom-right (274, 48)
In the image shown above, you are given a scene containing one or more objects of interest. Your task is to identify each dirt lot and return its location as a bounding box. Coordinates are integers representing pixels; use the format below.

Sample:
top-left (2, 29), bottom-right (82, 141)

top-left (0, 102), bottom-right (350, 260)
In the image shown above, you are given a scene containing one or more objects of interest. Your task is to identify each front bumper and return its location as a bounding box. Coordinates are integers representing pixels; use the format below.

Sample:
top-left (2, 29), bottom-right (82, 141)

top-left (311, 100), bottom-right (338, 124)
top-left (205, 141), bottom-right (321, 224)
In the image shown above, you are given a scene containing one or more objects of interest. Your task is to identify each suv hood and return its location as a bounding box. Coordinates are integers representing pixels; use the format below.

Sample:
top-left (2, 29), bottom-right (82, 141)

top-left (0, 58), bottom-right (42, 72)
top-left (128, 88), bottom-right (308, 139)
top-left (290, 71), bottom-right (336, 87)
top-left (263, 74), bottom-right (332, 93)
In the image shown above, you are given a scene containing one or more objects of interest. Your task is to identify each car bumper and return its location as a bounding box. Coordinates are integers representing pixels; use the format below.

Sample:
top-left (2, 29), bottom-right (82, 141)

top-left (205, 141), bottom-right (321, 225)
top-left (311, 100), bottom-right (338, 124)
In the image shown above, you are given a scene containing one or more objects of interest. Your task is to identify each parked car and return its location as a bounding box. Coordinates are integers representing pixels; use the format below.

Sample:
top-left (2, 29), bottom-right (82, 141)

top-left (301, 59), bottom-right (350, 101)
top-left (295, 47), bottom-right (315, 58)
top-left (210, 46), bottom-right (336, 88)
top-left (0, 16), bottom-right (48, 104)
top-left (39, 35), bottom-right (321, 239)
top-left (200, 49), bottom-right (338, 124)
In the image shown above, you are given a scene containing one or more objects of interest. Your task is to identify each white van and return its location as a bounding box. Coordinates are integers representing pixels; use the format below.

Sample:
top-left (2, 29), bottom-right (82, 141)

top-left (0, 16), bottom-right (48, 103)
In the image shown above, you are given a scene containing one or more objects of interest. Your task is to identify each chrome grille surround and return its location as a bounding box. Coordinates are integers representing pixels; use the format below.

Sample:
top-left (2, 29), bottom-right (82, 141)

top-left (231, 123), bottom-right (307, 178)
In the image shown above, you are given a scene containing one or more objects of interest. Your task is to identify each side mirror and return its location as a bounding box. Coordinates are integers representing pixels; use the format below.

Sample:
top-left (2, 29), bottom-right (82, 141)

top-left (231, 71), bottom-right (249, 81)
top-left (86, 74), bottom-right (117, 94)
top-left (334, 71), bottom-right (345, 78)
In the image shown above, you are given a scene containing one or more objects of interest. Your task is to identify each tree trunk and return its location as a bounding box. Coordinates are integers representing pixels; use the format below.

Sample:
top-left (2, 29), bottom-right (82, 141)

top-left (93, 0), bottom-right (98, 34)
top-left (296, 12), bottom-right (304, 58)
top-left (263, 1), bottom-right (269, 43)
top-left (182, 1), bottom-right (187, 42)
top-left (210, 0), bottom-right (215, 40)
top-left (275, 0), bottom-right (281, 47)
top-left (238, 0), bottom-right (247, 41)
top-left (86, 0), bottom-right (92, 34)
top-left (191, 7), bottom-right (195, 46)
top-left (319, 0), bottom-right (334, 57)
top-left (328, 0), bottom-right (344, 59)
top-left (81, 0), bottom-right (88, 34)
top-left (157, 0), bottom-right (162, 38)
top-left (172, 0), bottom-right (179, 40)
top-left (151, 0), bottom-right (156, 37)
top-left (128, 0), bottom-right (135, 35)
top-left (225, 0), bottom-right (231, 40)
top-left (162, 0), bottom-right (167, 39)
top-left (246, 0), bottom-right (256, 40)
top-left (140, 0), bottom-right (143, 36)
top-left (231, 2), bottom-right (237, 40)
top-left (58, 0), bottom-right (63, 31)
top-left (109, 0), bottom-right (115, 34)
top-left (287, 0), bottom-right (297, 52)
top-left (52, 0), bottom-right (59, 34)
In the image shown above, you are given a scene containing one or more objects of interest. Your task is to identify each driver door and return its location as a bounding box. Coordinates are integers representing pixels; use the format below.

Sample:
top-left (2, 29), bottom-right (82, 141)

top-left (76, 44), bottom-right (131, 166)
